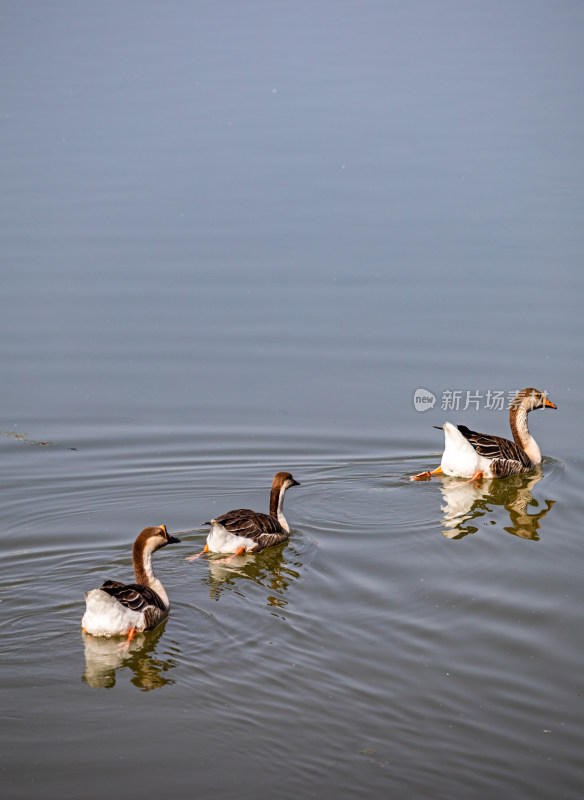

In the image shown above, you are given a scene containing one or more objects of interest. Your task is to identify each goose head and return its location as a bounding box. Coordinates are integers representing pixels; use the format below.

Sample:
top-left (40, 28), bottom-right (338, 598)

top-left (133, 525), bottom-right (181, 560)
top-left (272, 472), bottom-right (301, 492)
top-left (511, 388), bottom-right (557, 414)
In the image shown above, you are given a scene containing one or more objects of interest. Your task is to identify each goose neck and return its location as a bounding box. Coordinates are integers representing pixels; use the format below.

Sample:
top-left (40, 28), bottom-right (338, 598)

top-left (270, 484), bottom-right (290, 533)
top-left (133, 540), bottom-right (169, 608)
top-left (509, 403), bottom-right (541, 464)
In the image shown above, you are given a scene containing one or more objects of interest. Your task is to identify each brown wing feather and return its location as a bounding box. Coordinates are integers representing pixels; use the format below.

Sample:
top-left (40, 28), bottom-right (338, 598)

top-left (100, 580), bottom-right (166, 613)
top-left (210, 508), bottom-right (287, 549)
top-left (456, 424), bottom-right (534, 476)
top-left (489, 458), bottom-right (535, 478)
top-left (251, 530), bottom-right (290, 549)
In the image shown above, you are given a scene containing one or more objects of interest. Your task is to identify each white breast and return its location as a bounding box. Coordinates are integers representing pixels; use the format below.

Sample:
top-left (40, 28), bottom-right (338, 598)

top-left (81, 589), bottom-right (145, 637)
top-left (206, 522), bottom-right (259, 554)
top-left (440, 422), bottom-right (494, 478)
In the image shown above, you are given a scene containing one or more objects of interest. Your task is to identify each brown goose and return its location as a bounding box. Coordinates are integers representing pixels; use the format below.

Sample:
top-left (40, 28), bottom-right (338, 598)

top-left (186, 472), bottom-right (300, 560)
top-left (411, 388), bottom-right (556, 481)
top-left (82, 525), bottom-right (180, 638)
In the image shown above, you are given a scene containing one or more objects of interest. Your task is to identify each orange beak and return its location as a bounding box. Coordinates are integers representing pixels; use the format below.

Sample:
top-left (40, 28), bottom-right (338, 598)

top-left (544, 398), bottom-right (557, 409)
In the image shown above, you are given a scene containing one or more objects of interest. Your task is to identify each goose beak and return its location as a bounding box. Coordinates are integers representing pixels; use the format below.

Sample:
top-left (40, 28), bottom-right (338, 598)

top-left (291, 478), bottom-right (300, 487)
top-left (544, 398), bottom-right (557, 409)
top-left (160, 525), bottom-right (181, 544)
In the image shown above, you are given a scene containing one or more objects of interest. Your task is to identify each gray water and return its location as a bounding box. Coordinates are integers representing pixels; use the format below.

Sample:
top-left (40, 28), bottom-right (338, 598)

top-left (2, 2), bottom-right (584, 798)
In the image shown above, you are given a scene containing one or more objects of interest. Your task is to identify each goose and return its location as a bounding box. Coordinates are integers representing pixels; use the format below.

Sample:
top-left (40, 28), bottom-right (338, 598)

top-left (411, 387), bottom-right (556, 481)
top-left (186, 471), bottom-right (300, 560)
top-left (82, 525), bottom-right (180, 639)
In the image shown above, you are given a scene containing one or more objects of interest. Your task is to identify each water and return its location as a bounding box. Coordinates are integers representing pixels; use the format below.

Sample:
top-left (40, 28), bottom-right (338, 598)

top-left (2, 2), bottom-right (584, 798)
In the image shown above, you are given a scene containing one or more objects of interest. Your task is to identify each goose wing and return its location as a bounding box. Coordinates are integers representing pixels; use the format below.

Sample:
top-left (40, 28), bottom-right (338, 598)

top-left (211, 508), bottom-right (284, 542)
top-left (100, 580), bottom-right (166, 613)
top-left (457, 424), bottom-right (533, 473)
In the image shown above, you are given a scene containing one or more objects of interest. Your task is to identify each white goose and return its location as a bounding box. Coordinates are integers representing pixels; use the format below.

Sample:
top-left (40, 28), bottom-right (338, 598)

top-left (187, 471), bottom-right (300, 560)
top-left (411, 387), bottom-right (556, 481)
top-left (82, 525), bottom-right (180, 638)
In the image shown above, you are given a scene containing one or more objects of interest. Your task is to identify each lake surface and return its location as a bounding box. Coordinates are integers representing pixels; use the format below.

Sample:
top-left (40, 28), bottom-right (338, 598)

top-left (1, 2), bottom-right (584, 798)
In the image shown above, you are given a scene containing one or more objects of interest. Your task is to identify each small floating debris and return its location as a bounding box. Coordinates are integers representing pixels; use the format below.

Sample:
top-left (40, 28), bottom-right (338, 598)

top-left (0, 430), bottom-right (55, 446)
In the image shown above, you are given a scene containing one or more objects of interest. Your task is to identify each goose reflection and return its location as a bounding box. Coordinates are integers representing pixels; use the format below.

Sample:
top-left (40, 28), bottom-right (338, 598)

top-left (81, 623), bottom-right (176, 690)
top-left (202, 541), bottom-right (301, 607)
top-left (439, 468), bottom-right (555, 540)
